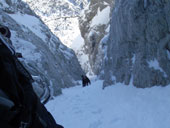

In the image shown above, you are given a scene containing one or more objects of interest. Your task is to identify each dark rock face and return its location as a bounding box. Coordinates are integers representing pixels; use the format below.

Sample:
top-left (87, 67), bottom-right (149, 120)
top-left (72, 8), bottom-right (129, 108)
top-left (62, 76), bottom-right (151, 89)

top-left (103, 0), bottom-right (170, 88)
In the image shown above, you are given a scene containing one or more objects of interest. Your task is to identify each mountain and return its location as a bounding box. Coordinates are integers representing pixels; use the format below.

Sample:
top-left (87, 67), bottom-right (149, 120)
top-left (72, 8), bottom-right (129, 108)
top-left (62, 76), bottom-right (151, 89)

top-left (2, 0), bottom-right (169, 94)
top-left (0, 0), bottom-right (84, 99)
top-left (22, 0), bottom-right (89, 45)
top-left (22, 0), bottom-right (93, 74)
top-left (103, 0), bottom-right (170, 88)
top-left (79, 0), bottom-right (114, 75)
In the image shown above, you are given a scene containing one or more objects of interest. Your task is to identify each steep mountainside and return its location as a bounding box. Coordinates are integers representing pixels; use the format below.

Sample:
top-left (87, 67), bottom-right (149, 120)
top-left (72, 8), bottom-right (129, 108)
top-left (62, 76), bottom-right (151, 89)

top-left (79, 0), bottom-right (114, 75)
top-left (22, 0), bottom-right (89, 47)
top-left (22, 0), bottom-right (92, 74)
top-left (0, 0), bottom-right (84, 98)
top-left (103, 0), bottom-right (170, 88)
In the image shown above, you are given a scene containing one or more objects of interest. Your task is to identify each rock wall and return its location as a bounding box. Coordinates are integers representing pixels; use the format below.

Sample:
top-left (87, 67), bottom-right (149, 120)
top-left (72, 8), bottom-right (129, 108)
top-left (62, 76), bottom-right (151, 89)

top-left (79, 0), bottom-right (114, 75)
top-left (0, 0), bottom-right (84, 97)
top-left (103, 0), bottom-right (170, 88)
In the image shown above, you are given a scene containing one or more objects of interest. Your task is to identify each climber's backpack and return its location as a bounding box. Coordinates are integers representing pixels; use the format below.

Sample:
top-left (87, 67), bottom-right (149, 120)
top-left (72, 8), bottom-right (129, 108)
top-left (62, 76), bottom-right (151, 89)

top-left (0, 26), bottom-right (63, 128)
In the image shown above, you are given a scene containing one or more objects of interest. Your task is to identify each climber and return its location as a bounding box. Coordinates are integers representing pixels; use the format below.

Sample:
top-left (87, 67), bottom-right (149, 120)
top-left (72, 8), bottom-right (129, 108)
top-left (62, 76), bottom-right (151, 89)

top-left (81, 75), bottom-right (91, 87)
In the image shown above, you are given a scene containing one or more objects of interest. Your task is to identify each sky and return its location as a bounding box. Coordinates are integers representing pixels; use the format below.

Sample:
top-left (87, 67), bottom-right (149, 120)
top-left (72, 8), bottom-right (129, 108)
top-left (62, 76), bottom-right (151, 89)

top-left (46, 78), bottom-right (170, 128)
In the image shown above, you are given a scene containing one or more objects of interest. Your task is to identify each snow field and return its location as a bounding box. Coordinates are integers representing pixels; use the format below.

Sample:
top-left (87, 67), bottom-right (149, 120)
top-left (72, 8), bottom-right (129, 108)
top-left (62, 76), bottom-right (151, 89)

top-left (46, 79), bottom-right (170, 128)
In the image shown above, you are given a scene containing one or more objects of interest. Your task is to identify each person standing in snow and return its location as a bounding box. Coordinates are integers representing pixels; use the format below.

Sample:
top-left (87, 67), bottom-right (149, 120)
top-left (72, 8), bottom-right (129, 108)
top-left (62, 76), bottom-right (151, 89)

top-left (81, 75), bottom-right (91, 87)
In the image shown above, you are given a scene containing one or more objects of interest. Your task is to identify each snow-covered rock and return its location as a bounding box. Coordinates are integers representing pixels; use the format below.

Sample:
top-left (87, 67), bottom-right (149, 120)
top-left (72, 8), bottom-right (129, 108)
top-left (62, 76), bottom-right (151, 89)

top-left (22, 0), bottom-right (89, 48)
top-left (0, 0), bottom-right (84, 97)
top-left (79, 0), bottom-right (114, 75)
top-left (21, 0), bottom-right (91, 74)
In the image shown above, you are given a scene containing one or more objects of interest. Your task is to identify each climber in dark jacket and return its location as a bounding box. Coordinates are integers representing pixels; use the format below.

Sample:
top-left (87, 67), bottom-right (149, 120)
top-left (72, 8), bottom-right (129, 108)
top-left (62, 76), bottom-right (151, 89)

top-left (81, 75), bottom-right (91, 87)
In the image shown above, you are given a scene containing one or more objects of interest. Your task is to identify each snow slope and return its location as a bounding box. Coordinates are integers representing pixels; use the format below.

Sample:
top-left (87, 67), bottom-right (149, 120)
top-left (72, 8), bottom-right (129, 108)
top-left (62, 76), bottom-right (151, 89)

top-left (22, 0), bottom-right (91, 74)
top-left (46, 79), bottom-right (170, 128)
top-left (22, 0), bottom-right (88, 48)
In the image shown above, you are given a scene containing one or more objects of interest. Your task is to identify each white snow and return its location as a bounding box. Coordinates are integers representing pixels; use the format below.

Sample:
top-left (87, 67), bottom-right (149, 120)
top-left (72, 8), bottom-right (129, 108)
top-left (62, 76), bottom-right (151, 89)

top-left (103, 2), bottom-right (109, 6)
top-left (46, 79), bottom-right (170, 128)
top-left (52, 18), bottom-right (81, 48)
top-left (11, 31), bottom-right (42, 62)
top-left (71, 31), bottom-right (87, 64)
top-left (9, 13), bottom-right (47, 42)
top-left (90, 6), bottom-right (110, 27)
top-left (71, 34), bottom-right (84, 51)
top-left (132, 54), bottom-right (136, 64)
top-left (148, 59), bottom-right (167, 77)
top-left (105, 25), bottom-right (110, 33)
top-left (71, 29), bottom-right (93, 74)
